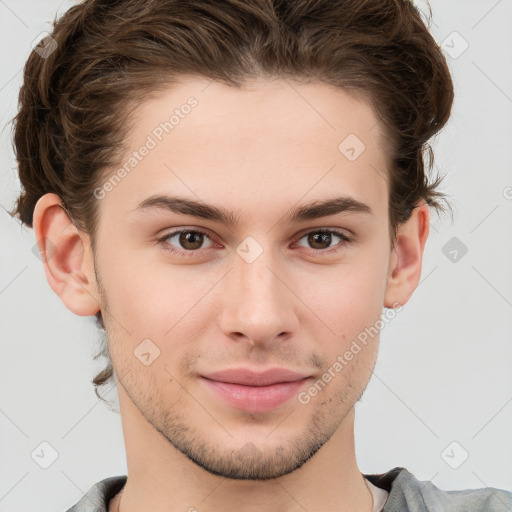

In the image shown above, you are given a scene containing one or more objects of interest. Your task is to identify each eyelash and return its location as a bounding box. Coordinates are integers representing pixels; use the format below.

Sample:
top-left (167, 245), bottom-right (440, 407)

top-left (157, 228), bottom-right (352, 257)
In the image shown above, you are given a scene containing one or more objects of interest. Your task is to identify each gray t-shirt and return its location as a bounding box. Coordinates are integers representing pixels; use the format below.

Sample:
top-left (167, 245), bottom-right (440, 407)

top-left (65, 466), bottom-right (512, 512)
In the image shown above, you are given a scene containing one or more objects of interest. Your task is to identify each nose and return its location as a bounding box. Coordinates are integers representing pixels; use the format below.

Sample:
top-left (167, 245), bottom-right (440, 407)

top-left (218, 247), bottom-right (299, 346)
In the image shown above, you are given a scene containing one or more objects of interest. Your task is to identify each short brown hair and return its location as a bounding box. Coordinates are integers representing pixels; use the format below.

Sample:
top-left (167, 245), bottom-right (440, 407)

top-left (10, 0), bottom-right (454, 403)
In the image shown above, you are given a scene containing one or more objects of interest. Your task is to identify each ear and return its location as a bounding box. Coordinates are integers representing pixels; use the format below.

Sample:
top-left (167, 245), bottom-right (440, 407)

top-left (32, 193), bottom-right (101, 316)
top-left (384, 201), bottom-right (430, 308)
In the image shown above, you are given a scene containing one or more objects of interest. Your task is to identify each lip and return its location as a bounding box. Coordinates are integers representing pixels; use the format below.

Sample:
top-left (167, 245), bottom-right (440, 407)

top-left (200, 368), bottom-right (311, 412)
top-left (202, 367), bottom-right (311, 386)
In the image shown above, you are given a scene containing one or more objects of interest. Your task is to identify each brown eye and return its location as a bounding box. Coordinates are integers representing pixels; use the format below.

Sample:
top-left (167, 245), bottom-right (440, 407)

top-left (307, 232), bottom-right (333, 250)
top-left (159, 229), bottom-right (214, 253)
top-left (296, 229), bottom-right (351, 253)
top-left (178, 231), bottom-right (204, 250)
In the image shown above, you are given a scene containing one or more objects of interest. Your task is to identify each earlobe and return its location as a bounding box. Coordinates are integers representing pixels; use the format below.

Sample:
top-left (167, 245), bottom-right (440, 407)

top-left (384, 202), bottom-right (430, 308)
top-left (33, 193), bottom-right (101, 316)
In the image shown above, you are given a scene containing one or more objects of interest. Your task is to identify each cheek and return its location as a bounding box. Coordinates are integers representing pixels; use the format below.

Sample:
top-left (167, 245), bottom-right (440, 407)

top-left (97, 243), bottom-right (217, 354)
top-left (306, 267), bottom-right (385, 406)
top-left (303, 255), bottom-right (389, 349)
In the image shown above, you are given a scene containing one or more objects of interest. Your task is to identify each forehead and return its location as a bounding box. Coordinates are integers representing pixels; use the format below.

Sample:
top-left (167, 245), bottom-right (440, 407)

top-left (99, 77), bottom-right (390, 226)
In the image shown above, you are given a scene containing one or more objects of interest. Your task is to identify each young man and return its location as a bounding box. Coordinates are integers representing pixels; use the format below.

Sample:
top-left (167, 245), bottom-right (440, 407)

top-left (11, 0), bottom-right (511, 511)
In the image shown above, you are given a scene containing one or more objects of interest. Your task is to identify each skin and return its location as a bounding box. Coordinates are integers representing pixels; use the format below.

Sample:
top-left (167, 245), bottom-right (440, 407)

top-left (33, 77), bottom-right (429, 512)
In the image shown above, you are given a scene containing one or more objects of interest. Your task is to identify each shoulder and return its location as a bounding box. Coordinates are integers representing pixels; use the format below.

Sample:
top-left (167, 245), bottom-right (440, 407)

top-left (364, 467), bottom-right (512, 512)
top-left (65, 475), bottom-right (127, 512)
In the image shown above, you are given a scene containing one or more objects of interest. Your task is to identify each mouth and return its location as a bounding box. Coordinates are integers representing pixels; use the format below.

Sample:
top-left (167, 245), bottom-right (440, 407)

top-left (199, 367), bottom-right (312, 412)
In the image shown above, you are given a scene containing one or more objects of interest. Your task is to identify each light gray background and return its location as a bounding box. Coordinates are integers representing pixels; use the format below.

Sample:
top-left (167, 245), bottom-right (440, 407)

top-left (1, 0), bottom-right (511, 511)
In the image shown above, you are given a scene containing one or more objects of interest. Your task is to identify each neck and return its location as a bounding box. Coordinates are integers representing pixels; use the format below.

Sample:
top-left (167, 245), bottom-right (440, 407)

top-left (114, 388), bottom-right (372, 512)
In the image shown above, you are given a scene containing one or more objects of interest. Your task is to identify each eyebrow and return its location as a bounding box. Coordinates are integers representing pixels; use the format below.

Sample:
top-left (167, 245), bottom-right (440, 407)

top-left (132, 194), bottom-right (373, 225)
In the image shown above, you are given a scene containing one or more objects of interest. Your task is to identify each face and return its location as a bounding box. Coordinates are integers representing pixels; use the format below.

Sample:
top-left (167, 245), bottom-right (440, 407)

top-left (92, 77), bottom-right (394, 479)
